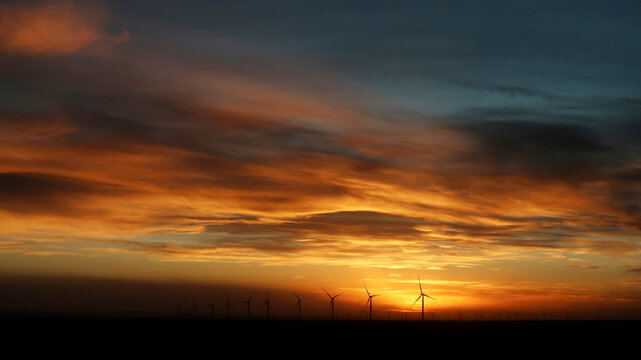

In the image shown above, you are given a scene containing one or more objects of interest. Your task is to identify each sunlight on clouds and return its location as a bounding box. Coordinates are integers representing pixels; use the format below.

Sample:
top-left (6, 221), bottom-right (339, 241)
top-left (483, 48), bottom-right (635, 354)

top-left (0, 0), bottom-right (128, 55)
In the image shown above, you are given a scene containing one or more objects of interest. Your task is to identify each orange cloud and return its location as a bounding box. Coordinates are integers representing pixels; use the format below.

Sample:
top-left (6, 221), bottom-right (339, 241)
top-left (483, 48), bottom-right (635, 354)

top-left (0, 0), bottom-right (128, 55)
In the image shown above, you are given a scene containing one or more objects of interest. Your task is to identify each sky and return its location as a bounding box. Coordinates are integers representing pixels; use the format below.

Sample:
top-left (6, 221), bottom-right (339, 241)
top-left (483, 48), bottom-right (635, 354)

top-left (1, 0), bottom-right (641, 320)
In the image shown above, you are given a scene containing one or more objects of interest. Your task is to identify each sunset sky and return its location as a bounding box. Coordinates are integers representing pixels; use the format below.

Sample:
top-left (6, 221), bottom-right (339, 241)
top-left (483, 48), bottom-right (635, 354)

top-left (1, 0), bottom-right (641, 319)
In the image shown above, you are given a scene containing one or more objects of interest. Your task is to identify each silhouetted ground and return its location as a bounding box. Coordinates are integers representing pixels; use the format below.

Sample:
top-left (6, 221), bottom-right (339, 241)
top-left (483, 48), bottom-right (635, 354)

top-left (3, 315), bottom-right (639, 354)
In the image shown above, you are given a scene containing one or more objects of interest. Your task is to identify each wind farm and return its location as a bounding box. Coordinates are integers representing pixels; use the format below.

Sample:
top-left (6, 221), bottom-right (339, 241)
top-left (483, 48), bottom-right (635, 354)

top-left (2, 273), bottom-right (639, 322)
top-left (144, 274), bottom-right (641, 324)
top-left (169, 278), bottom-right (476, 322)
top-left (2, 272), bottom-right (640, 352)
top-left (3, 275), bottom-right (639, 352)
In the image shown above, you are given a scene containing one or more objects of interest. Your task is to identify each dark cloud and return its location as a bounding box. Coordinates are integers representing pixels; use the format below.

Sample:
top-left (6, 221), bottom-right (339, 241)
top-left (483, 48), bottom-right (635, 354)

top-left (199, 209), bottom-right (638, 256)
top-left (422, 74), bottom-right (641, 118)
top-left (423, 73), bottom-right (562, 100)
top-left (450, 118), bottom-right (614, 182)
top-left (55, 90), bottom-right (380, 170)
top-left (203, 211), bottom-right (429, 251)
top-left (0, 172), bottom-right (134, 215)
top-left (609, 189), bottom-right (641, 224)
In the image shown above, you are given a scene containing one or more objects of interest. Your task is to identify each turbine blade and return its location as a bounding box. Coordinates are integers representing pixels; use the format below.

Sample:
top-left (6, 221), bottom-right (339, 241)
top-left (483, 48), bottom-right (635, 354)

top-left (322, 288), bottom-right (331, 298)
top-left (335, 292), bottom-right (343, 298)
top-left (363, 282), bottom-right (370, 296)
top-left (418, 275), bottom-right (423, 293)
top-left (410, 295), bottom-right (421, 309)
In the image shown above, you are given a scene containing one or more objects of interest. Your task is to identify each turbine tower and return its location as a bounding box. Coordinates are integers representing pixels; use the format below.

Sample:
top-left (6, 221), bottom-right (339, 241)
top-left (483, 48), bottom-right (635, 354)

top-left (294, 291), bottom-right (303, 320)
top-left (363, 282), bottom-right (379, 321)
top-left (261, 289), bottom-right (271, 320)
top-left (410, 275), bottom-right (436, 321)
top-left (240, 292), bottom-right (253, 319)
top-left (192, 297), bottom-right (199, 318)
top-left (207, 296), bottom-right (215, 319)
top-left (223, 294), bottom-right (232, 319)
top-left (174, 299), bottom-right (181, 318)
top-left (322, 288), bottom-right (343, 320)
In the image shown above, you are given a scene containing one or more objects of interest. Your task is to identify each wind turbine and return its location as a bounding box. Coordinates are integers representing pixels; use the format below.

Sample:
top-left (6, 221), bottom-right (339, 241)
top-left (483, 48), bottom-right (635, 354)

top-left (192, 297), bottom-right (199, 318)
top-left (261, 289), bottom-right (271, 320)
top-left (322, 288), bottom-right (343, 320)
top-left (223, 294), bottom-right (232, 319)
top-left (410, 275), bottom-right (435, 321)
top-left (294, 291), bottom-right (303, 320)
top-left (174, 299), bottom-right (181, 318)
top-left (240, 292), bottom-right (253, 319)
top-left (363, 282), bottom-right (379, 321)
top-left (207, 296), bottom-right (215, 319)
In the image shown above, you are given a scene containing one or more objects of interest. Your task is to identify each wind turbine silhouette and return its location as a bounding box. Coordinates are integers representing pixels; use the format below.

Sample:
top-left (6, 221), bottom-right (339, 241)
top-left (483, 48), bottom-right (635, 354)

top-left (207, 296), bottom-right (215, 319)
top-left (294, 291), bottom-right (303, 320)
top-left (174, 299), bottom-right (181, 318)
top-left (363, 282), bottom-right (379, 321)
top-left (192, 297), bottom-right (199, 318)
top-left (322, 288), bottom-right (343, 320)
top-left (410, 275), bottom-right (435, 321)
top-left (223, 294), bottom-right (232, 319)
top-left (261, 289), bottom-right (271, 320)
top-left (240, 292), bottom-right (253, 319)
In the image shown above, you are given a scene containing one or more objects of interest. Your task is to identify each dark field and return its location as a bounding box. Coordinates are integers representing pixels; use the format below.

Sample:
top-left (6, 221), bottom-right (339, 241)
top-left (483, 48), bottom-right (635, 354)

top-left (4, 317), bottom-right (639, 353)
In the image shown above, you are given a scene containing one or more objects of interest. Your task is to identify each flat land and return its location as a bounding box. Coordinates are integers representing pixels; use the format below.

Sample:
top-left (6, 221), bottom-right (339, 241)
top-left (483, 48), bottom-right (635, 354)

top-left (4, 316), bottom-right (639, 353)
